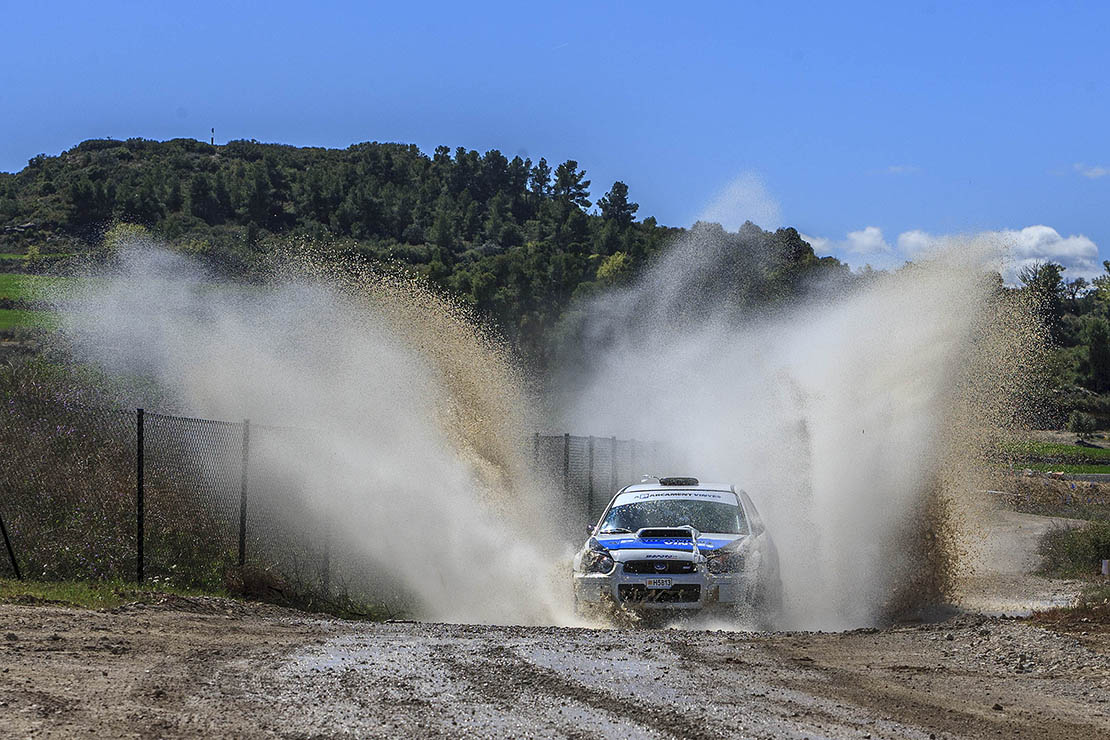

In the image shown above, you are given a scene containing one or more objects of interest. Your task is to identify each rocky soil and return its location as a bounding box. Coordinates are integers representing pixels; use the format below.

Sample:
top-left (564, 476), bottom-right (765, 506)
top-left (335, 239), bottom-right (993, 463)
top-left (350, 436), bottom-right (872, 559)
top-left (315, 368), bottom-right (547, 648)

top-left (0, 596), bottom-right (1107, 739)
top-left (1, 508), bottom-right (1107, 738)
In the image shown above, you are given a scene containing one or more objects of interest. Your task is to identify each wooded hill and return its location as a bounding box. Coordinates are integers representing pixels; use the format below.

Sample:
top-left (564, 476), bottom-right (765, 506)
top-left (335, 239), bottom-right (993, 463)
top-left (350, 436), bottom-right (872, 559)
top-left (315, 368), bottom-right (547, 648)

top-left (0, 138), bottom-right (845, 362)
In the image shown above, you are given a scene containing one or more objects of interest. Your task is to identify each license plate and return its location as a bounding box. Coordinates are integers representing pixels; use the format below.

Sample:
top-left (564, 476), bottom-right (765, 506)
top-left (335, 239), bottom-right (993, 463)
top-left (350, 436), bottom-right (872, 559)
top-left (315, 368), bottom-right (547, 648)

top-left (644, 578), bottom-right (673, 589)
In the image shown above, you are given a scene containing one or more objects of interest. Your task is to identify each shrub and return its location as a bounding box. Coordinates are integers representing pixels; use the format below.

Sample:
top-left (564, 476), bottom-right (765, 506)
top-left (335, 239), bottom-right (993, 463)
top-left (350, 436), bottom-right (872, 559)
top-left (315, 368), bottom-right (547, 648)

top-left (1039, 522), bottom-right (1110, 577)
top-left (1067, 410), bottom-right (1098, 440)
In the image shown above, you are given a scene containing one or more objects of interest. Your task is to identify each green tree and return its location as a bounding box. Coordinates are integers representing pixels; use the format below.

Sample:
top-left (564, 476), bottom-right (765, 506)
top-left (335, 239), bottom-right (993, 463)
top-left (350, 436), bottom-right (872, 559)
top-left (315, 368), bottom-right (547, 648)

top-left (188, 174), bottom-right (221, 224)
top-left (1018, 261), bottom-right (1065, 343)
top-left (1067, 410), bottom-right (1098, 440)
top-left (165, 179), bottom-right (183, 212)
top-left (597, 181), bottom-right (638, 227)
top-left (1064, 277), bottom-right (1089, 311)
top-left (68, 175), bottom-right (110, 226)
top-left (595, 219), bottom-right (620, 255)
top-left (552, 160), bottom-right (591, 209)
top-left (483, 192), bottom-right (510, 244)
top-left (596, 251), bottom-right (633, 285)
top-left (430, 195), bottom-right (455, 249)
top-left (1085, 318), bottom-right (1110, 393)
top-left (529, 158), bottom-right (552, 200)
top-left (244, 164), bottom-right (274, 227)
top-left (1092, 261), bottom-right (1110, 302)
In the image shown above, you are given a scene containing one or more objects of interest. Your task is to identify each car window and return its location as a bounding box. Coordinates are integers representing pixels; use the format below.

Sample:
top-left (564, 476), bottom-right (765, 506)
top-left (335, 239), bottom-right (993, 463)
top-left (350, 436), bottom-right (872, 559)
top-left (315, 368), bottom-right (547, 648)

top-left (600, 499), bottom-right (748, 535)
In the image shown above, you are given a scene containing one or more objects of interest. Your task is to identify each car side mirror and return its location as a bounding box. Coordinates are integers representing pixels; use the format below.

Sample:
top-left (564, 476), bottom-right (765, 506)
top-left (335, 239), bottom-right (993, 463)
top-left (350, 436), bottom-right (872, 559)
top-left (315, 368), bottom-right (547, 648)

top-left (585, 525), bottom-right (594, 536)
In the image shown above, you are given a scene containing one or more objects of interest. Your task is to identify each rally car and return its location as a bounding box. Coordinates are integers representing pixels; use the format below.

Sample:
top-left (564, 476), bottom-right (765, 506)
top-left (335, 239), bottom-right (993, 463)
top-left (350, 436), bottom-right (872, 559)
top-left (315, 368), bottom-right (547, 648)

top-left (572, 477), bottom-right (781, 619)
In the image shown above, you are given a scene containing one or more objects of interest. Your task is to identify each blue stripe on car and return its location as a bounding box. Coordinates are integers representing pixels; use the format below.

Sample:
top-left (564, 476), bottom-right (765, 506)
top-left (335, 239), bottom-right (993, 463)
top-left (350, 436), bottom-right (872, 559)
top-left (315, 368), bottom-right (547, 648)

top-left (595, 537), bottom-right (736, 551)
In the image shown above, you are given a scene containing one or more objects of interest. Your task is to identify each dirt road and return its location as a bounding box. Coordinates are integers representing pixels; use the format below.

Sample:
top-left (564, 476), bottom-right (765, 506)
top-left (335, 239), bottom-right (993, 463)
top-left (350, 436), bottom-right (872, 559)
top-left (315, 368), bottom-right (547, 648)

top-left (0, 596), bottom-right (1107, 739)
top-left (955, 509), bottom-right (1086, 616)
top-left (2, 508), bottom-right (1107, 739)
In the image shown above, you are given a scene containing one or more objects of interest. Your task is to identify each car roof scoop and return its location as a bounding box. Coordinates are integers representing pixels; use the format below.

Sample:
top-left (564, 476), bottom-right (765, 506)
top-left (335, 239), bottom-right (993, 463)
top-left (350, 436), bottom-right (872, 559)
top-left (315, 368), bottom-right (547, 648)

top-left (636, 527), bottom-right (699, 540)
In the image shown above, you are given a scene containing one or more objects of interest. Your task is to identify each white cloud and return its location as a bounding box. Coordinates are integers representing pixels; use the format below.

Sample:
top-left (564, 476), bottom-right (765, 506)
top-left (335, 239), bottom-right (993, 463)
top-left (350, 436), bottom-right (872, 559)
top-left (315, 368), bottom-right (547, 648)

top-left (844, 226), bottom-right (891, 255)
top-left (1000, 225), bottom-right (1101, 283)
top-left (885, 165), bottom-right (920, 175)
top-left (1074, 162), bottom-right (1109, 179)
top-left (807, 224), bottom-right (1102, 284)
top-left (801, 226), bottom-right (893, 265)
top-left (699, 173), bottom-right (782, 231)
top-left (895, 229), bottom-right (936, 257)
top-left (800, 233), bottom-right (830, 253)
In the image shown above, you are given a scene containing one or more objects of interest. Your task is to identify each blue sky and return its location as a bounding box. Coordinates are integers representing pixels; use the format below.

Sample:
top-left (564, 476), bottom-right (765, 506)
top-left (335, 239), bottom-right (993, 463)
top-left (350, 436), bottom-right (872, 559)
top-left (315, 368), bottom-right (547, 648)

top-left (3, 1), bottom-right (1107, 279)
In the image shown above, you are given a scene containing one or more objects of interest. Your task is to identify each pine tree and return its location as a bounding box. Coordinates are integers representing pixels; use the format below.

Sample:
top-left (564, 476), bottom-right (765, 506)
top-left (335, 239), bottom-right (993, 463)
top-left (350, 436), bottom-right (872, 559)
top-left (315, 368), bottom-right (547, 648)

top-left (552, 160), bottom-right (591, 209)
top-left (529, 158), bottom-right (552, 200)
top-left (1086, 318), bottom-right (1110, 392)
top-left (597, 181), bottom-right (638, 226)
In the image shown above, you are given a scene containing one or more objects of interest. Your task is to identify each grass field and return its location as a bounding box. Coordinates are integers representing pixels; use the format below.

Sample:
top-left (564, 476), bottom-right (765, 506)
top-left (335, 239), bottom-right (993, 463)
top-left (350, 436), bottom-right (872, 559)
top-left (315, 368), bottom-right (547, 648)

top-left (0, 272), bottom-right (76, 330)
top-left (0, 309), bottom-right (57, 330)
top-left (0, 577), bottom-right (224, 610)
top-left (1006, 440), bottom-right (1110, 466)
top-left (0, 272), bottom-right (76, 301)
top-left (1025, 462), bottom-right (1110, 474)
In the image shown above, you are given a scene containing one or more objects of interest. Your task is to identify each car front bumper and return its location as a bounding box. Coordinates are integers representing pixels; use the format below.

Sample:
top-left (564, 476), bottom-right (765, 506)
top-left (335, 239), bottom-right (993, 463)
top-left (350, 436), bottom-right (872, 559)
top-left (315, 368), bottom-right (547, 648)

top-left (574, 569), bottom-right (749, 610)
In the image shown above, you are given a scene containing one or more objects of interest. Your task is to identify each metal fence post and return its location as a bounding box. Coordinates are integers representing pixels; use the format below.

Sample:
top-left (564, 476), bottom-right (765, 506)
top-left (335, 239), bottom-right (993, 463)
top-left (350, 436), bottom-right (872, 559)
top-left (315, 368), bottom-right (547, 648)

top-left (0, 510), bottom-right (21, 580)
top-left (136, 408), bottom-right (144, 584)
top-left (587, 436), bottom-right (595, 522)
top-left (238, 419), bottom-right (250, 567)
top-left (610, 436), bottom-right (617, 494)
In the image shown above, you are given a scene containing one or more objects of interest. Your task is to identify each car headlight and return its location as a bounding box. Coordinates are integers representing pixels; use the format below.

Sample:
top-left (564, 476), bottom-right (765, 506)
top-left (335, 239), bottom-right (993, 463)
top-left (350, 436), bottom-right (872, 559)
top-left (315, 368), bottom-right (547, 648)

top-left (579, 538), bottom-right (616, 575)
top-left (582, 550), bottom-right (616, 574)
top-left (706, 549), bottom-right (744, 574)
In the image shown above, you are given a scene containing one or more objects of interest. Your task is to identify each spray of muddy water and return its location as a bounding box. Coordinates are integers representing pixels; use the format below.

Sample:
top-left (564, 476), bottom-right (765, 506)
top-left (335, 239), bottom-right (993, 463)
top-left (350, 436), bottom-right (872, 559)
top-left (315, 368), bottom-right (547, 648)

top-left (51, 236), bottom-right (568, 625)
top-left (553, 225), bottom-right (1043, 630)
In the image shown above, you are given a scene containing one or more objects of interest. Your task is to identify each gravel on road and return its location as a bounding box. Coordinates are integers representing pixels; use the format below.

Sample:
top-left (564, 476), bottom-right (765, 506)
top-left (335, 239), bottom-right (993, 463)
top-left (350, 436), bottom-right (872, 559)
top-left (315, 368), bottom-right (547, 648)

top-left (1, 596), bottom-right (1107, 739)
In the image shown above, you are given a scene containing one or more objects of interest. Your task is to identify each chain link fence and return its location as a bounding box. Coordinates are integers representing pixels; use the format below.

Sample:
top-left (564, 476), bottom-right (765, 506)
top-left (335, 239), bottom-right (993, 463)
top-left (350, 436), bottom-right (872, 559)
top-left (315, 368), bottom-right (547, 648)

top-left (532, 433), bottom-right (668, 525)
top-left (0, 399), bottom-right (669, 590)
top-left (0, 398), bottom-right (136, 581)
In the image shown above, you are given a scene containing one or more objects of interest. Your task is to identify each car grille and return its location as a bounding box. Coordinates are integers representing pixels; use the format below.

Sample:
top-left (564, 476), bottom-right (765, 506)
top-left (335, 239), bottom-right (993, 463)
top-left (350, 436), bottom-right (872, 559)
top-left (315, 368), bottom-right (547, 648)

top-left (618, 584), bottom-right (701, 603)
top-left (623, 560), bottom-right (695, 575)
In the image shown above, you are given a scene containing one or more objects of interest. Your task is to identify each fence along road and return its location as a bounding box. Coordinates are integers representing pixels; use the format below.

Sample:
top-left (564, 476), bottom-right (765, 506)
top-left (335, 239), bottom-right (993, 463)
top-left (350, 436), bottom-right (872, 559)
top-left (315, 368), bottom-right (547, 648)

top-left (0, 399), bottom-right (665, 591)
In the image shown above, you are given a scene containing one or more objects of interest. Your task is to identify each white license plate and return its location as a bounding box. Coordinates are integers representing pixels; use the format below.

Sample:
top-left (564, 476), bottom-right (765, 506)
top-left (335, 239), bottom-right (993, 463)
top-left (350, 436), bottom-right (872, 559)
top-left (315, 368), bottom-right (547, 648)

top-left (644, 578), bottom-right (673, 589)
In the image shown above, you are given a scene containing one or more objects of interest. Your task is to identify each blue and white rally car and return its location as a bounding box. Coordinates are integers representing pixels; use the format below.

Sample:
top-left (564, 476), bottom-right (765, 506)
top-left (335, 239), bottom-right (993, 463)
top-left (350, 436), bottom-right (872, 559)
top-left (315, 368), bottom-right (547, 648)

top-left (573, 477), bottom-right (782, 618)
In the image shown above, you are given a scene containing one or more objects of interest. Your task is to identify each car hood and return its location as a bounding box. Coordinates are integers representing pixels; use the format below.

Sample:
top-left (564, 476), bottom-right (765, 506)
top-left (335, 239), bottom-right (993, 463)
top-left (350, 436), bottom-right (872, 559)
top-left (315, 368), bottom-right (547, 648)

top-left (594, 533), bottom-right (743, 559)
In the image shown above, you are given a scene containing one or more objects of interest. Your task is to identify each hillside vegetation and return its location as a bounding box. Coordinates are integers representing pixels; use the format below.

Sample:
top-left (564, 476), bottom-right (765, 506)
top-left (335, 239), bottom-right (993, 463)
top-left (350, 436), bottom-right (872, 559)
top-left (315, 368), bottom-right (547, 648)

top-left (4, 137), bottom-right (1110, 427)
top-left (0, 138), bottom-right (844, 362)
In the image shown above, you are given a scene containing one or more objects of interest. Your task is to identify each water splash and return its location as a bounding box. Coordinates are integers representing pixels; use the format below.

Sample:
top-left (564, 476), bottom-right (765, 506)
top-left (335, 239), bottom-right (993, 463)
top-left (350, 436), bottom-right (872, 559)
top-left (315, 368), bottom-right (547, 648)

top-left (552, 226), bottom-right (1044, 629)
top-left (50, 235), bottom-right (569, 624)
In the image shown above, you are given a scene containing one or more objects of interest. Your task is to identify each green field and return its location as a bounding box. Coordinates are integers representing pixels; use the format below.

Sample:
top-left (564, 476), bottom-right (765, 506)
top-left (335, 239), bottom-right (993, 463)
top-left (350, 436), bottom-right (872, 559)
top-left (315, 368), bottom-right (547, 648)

top-left (0, 273), bottom-right (77, 331)
top-left (1025, 462), bottom-right (1110, 474)
top-left (0, 272), bottom-right (76, 301)
top-left (1005, 440), bottom-right (1110, 465)
top-left (0, 309), bottom-right (57, 330)
top-left (0, 578), bottom-right (224, 610)
top-left (1002, 440), bottom-right (1110, 475)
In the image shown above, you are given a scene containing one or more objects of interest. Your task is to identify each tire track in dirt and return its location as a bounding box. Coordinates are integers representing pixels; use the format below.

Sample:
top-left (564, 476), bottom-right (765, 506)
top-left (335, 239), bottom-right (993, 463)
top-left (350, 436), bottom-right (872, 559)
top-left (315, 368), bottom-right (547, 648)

top-left (760, 637), bottom-right (1106, 740)
top-left (435, 643), bottom-right (717, 740)
top-left (2, 601), bottom-right (1108, 738)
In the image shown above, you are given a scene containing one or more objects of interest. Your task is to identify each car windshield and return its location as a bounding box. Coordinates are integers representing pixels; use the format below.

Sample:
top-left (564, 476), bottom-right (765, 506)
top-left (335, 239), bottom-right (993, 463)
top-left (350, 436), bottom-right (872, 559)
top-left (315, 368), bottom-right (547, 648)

top-left (599, 499), bottom-right (748, 535)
